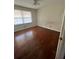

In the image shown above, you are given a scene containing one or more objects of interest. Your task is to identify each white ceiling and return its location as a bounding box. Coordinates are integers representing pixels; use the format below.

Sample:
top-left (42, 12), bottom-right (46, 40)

top-left (14, 0), bottom-right (64, 9)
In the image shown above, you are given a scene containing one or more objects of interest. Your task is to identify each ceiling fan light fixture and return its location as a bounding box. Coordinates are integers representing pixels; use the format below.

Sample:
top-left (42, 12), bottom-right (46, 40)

top-left (33, 0), bottom-right (40, 5)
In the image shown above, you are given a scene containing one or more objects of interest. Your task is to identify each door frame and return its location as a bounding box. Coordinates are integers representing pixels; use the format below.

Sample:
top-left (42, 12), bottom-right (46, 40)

top-left (55, 13), bottom-right (65, 59)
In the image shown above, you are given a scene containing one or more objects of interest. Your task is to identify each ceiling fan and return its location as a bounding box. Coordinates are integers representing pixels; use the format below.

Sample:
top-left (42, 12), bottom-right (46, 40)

top-left (33, 0), bottom-right (40, 5)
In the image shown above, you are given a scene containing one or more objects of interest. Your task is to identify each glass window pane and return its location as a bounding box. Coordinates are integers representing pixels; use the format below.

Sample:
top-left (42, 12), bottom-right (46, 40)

top-left (23, 11), bottom-right (32, 17)
top-left (14, 10), bottom-right (23, 25)
top-left (23, 11), bottom-right (32, 23)
top-left (14, 10), bottom-right (22, 17)
top-left (14, 17), bottom-right (23, 25)
top-left (24, 17), bottom-right (32, 23)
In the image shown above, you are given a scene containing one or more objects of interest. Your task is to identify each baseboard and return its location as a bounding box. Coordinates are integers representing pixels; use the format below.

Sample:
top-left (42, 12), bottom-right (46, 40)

top-left (37, 25), bottom-right (60, 33)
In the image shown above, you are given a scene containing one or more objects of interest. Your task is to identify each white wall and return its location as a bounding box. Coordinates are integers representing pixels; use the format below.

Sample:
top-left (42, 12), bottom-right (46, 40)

top-left (37, 0), bottom-right (64, 32)
top-left (14, 5), bottom-right (37, 32)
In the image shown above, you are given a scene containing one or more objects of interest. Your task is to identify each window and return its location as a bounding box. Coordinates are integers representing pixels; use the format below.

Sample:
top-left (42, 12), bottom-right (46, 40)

top-left (23, 11), bottom-right (32, 23)
top-left (14, 9), bottom-right (32, 25)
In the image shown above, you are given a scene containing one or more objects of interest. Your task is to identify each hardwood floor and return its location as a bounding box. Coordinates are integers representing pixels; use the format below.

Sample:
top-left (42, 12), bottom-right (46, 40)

top-left (14, 26), bottom-right (60, 59)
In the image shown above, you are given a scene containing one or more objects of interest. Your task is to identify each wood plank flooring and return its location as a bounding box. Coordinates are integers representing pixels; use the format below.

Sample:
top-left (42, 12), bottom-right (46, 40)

top-left (14, 26), bottom-right (60, 59)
